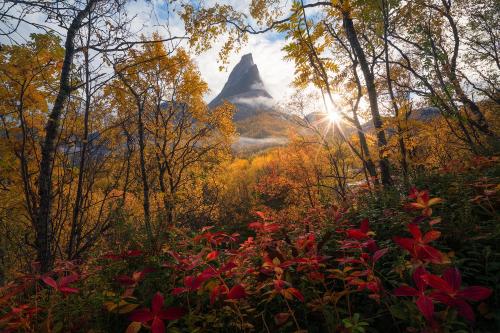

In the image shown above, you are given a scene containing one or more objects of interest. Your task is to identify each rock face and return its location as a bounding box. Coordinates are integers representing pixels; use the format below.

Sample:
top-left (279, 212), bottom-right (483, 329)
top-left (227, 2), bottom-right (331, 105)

top-left (208, 53), bottom-right (274, 121)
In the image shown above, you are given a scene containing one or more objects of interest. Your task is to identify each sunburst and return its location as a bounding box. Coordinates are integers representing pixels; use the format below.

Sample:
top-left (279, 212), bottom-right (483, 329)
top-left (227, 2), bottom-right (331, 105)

top-left (326, 110), bottom-right (341, 125)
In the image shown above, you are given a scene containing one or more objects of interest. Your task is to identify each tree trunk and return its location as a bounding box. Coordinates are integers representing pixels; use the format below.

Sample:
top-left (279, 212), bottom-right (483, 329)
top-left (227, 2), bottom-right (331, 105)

top-left (350, 63), bottom-right (379, 185)
top-left (36, 0), bottom-right (97, 272)
top-left (0, 218), bottom-right (4, 285)
top-left (115, 67), bottom-right (155, 249)
top-left (137, 99), bottom-right (155, 249)
top-left (354, 116), bottom-right (378, 183)
top-left (157, 165), bottom-right (174, 227)
top-left (342, 12), bottom-right (392, 186)
top-left (382, 0), bottom-right (409, 185)
top-left (68, 15), bottom-right (92, 259)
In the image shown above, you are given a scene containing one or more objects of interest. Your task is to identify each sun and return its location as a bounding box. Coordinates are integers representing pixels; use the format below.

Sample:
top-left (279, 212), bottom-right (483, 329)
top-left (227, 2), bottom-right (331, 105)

top-left (326, 111), bottom-right (341, 124)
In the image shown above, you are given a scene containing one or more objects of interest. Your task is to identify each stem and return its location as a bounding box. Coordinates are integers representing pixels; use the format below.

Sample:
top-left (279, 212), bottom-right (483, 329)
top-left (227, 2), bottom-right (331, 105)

top-left (285, 298), bottom-right (301, 331)
top-left (261, 313), bottom-right (271, 333)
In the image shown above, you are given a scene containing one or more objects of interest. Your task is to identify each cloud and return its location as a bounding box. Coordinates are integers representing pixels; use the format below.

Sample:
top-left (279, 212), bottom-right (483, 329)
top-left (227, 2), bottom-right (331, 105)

top-left (233, 136), bottom-right (288, 150)
top-left (230, 95), bottom-right (275, 109)
top-left (250, 82), bottom-right (265, 90)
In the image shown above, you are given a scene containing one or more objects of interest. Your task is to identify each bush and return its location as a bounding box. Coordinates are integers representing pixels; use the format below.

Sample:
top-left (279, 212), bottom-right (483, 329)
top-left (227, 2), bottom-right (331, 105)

top-left (1, 162), bottom-right (499, 333)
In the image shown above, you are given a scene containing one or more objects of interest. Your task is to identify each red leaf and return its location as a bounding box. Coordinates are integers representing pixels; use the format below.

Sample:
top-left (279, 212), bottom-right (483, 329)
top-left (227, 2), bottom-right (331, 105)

top-left (419, 245), bottom-right (443, 263)
top-left (206, 251), bottom-right (219, 261)
top-left (408, 187), bottom-right (419, 199)
top-left (307, 271), bottom-right (324, 281)
top-left (41, 276), bottom-right (58, 289)
top-left (408, 224), bottom-right (422, 240)
top-left (373, 248), bottom-right (388, 263)
top-left (273, 279), bottom-right (287, 291)
top-left (171, 288), bottom-right (186, 296)
top-left (413, 266), bottom-right (429, 291)
top-left (58, 287), bottom-right (79, 294)
top-left (159, 307), bottom-right (186, 320)
top-left (429, 291), bottom-right (454, 305)
top-left (255, 211), bottom-right (266, 220)
top-left (124, 250), bottom-right (143, 258)
top-left (197, 267), bottom-right (217, 283)
top-left (416, 295), bottom-right (434, 322)
top-left (184, 276), bottom-right (202, 290)
top-left (393, 237), bottom-right (414, 252)
top-left (393, 285), bottom-right (419, 297)
top-left (151, 292), bottom-right (164, 314)
top-left (151, 316), bottom-right (165, 333)
top-left (210, 285), bottom-right (221, 305)
top-left (288, 288), bottom-right (304, 302)
top-left (141, 267), bottom-right (156, 274)
top-left (458, 286), bottom-right (492, 301)
top-left (442, 267), bottom-right (461, 290)
top-left (248, 222), bottom-right (262, 230)
top-left (422, 230), bottom-right (441, 243)
top-left (365, 239), bottom-right (378, 253)
top-left (360, 219), bottom-right (369, 233)
top-left (227, 284), bottom-right (246, 300)
top-left (422, 274), bottom-right (453, 294)
top-left (59, 274), bottom-right (79, 287)
top-left (219, 261), bottom-right (237, 273)
top-left (102, 252), bottom-right (121, 260)
top-left (263, 223), bottom-right (281, 233)
top-left (454, 299), bottom-right (475, 322)
top-left (201, 225), bottom-right (214, 232)
top-left (347, 230), bottom-right (368, 240)
top-left (129, 309), bottom-right (154, 323)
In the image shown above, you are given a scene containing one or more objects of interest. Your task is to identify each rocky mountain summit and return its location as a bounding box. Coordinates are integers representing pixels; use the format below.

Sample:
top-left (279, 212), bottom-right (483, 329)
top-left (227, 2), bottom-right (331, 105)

top-left (209, 53), bottom-right (275, 121)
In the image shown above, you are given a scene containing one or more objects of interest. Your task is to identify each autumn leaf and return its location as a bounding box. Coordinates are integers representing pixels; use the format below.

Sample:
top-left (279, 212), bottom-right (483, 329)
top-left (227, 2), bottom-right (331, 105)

top-left (227, 284), bottom-right (247, 300)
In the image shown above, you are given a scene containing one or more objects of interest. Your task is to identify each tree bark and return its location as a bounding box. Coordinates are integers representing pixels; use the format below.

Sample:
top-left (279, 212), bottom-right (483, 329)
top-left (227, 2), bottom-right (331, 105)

top-left (136, 98), bottom-right (154, 248)
top-left (0, 218), bottom-right (4, 285)
top-left (381, 0), bottom-right (409, 185)
top-left (36, 0), bottom-right (98, 272)
top-left (115, 66), bottom-right (155, 249)
top-left (350, 63), bottom-right (379, 185)
top-left (68, 16), bottom-right (92, 260)
top-left (342, 12), bottom-right (392, 186)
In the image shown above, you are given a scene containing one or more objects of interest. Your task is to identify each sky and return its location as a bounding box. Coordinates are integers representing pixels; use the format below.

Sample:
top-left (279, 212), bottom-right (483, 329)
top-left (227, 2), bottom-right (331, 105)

top-left (124, 0), bottom-right (297, 103)
top-left (196, 36), bottom-right (296, 103)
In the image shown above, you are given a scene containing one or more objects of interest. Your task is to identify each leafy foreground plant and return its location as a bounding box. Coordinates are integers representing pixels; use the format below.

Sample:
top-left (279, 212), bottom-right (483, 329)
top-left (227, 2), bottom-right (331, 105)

top-left (0, 188), bottom-right (496, 333)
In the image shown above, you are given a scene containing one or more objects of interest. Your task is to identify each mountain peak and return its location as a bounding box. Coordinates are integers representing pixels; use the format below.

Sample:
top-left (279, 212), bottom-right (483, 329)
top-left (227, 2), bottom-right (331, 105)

top-left (240, 53), bottom-right (254, 65)
top-left (209, 53), bottom-right (273, 121)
